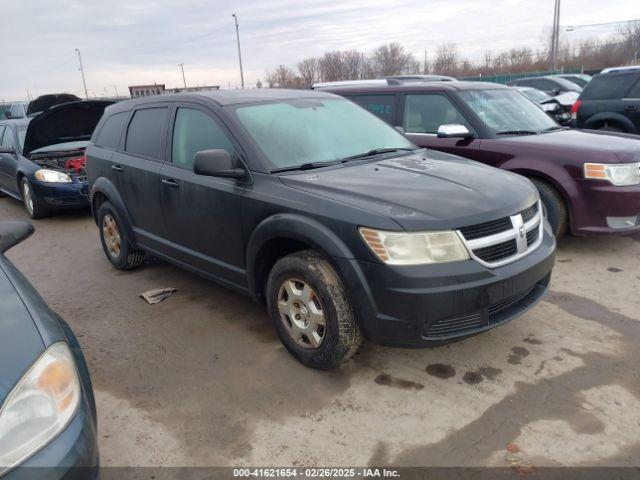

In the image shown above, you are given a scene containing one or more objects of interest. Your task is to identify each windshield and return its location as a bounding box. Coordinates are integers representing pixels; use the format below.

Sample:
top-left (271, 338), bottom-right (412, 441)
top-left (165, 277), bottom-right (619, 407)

top-left (460, 89), bottom-right (558, 134)
top-left (518, 88), bottom-right (551, 103)
top-left (234, 98), bottom-right (415, 169)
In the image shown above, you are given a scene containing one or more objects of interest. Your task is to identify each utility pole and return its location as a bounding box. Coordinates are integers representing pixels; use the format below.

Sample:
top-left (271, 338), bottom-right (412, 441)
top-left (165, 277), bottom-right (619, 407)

top-left (114, 85), bottom-right (119, 97)
top-left (423, 50), bottom-right (428, 74)
top-left (232, 14), bottom-right (245, 88)
top-left (75, 48), bottom-right (89, 99)
top-left (549, 0), bottom-right (561, 71)
top-left (178, 63), bottom-right (187, 89)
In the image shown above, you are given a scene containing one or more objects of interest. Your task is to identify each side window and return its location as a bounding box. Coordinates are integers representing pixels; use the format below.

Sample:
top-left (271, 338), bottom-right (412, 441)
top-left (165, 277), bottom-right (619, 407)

top-left (403, 94), bottom-right (470, 134)
top-left (124, 107), bottom-right (168, 159)
top-left (351, 95), bottom-right (395, 123)
top-left (95, 111), bottom-right (129, 149)
top-left (582, 74), bottom-right (639, 100)
top-left (625, 78), bottom-right (640, 98)
top-left (171, 108), bottom-right (235, 169)
top-left (1, 126), bottom-right (14, 149)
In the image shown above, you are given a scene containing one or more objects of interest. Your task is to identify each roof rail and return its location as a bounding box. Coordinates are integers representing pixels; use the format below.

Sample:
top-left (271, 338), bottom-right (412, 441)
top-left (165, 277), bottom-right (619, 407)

top-left (600, 65), bottom-right (640, 74)
top-left (312, 76), bottom-right (457, 90)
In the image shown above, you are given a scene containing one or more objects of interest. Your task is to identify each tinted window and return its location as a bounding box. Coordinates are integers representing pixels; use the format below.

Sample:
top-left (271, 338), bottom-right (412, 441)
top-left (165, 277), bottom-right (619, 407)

top-left (95, 111), bottom-right (129, 149)
top-left (581, 74), bottom-right (639, 100)
top-left (625, 79), bottom-right (640, 98)
top-left (125, 107), bottom-right (168, 159)
top-left (1, 126), bottom-right (14, 149)
top-left (403, 94), bottom-right (470, 134)
top-left (171, 108), bottom-right (235, 169)
top-left (351, 95), bottom-right (395, 123)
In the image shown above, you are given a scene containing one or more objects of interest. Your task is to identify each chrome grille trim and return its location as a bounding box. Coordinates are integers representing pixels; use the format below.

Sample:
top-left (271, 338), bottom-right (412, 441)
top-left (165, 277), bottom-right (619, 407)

top-left (456, 200), bottom-right (544, 268)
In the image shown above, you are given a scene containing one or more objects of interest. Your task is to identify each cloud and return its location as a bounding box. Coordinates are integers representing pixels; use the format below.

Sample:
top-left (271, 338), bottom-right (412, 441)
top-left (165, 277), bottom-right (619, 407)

top-left (1, 0), bottom-right (639, 100)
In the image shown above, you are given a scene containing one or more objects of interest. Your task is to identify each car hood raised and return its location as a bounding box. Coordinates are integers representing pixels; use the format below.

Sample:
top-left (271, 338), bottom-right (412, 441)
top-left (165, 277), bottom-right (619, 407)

top-left (23, 100), bottom-right (114, 156)
top-left (280, 149), bottom-right (538, 231)
top-left (0, 264), bottom-right (45, 405)
top-left (496, 129), bottom-right (640, 163)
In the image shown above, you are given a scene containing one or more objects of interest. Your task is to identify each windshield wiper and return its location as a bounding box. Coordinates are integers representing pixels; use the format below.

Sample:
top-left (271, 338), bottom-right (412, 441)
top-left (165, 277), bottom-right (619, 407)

top-left (271, 160), bottom-right (343, 173)
top-left (341, 147), bottom-right (417, 162)
top-left (496, 130), bottom-right (538, 136)
top-left (541, 126), bottom-right (569, 133)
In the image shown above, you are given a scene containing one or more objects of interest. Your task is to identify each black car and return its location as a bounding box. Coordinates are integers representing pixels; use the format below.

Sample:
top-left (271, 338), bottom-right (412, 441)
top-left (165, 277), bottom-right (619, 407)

top-left (508, 76), bottom-right (582, 96)
top-left (86, 89), bottom-right (555, 369)
top-left (0, 221), bottom-right (98, 478)
top-left (0, 100), bottom-right (113, 218)
top-left (574, 68), bottom-right (640, 133)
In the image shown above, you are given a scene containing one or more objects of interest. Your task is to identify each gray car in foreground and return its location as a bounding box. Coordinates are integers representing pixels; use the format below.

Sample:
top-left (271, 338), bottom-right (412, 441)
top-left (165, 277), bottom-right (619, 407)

top-left (0, 222), bottom-right (98, 479)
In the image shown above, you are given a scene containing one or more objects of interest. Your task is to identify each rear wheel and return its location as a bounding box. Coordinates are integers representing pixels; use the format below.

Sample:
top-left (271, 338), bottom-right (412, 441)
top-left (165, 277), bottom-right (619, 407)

top-left (530, 179), bottom-right (567, 239)
top-left (21, 178), bottom-right (49, 219)
top-left (598, 124), bottom-right (623, 133)
top-left (97, 201), bottom-right (145, 270)
top-left (266, 250), bottom-right (361, 369)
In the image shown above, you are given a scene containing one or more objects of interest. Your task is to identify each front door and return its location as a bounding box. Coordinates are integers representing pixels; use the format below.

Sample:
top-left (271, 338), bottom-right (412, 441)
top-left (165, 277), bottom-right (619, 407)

top-left (159, 105), bottom-right (246, 287)
top-left (399, 93), bottom-right (482, 160)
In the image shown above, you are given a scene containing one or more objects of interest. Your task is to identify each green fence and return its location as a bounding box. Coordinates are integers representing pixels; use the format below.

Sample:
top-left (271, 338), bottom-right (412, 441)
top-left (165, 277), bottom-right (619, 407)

top-left (460, 68), bottom-right (584, 84)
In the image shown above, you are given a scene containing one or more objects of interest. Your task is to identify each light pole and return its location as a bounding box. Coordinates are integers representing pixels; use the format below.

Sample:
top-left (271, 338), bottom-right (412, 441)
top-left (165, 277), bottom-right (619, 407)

top-left (178, 63), bottom-right (187, 89)
top-left (549, 0), bottom-right (561, 71)
top-left (232, 14), bottom-right (245, 88)
top-left (75, 48), bottom-right (89, 99)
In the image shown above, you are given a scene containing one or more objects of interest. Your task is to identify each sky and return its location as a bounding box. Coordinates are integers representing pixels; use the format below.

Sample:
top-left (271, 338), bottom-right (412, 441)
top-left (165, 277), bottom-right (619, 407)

top-left (2, 0), bottom-right (640, 101)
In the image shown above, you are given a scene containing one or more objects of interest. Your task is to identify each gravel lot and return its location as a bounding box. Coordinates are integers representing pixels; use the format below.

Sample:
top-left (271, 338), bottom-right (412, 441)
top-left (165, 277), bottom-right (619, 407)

top-left (1, 196), bottom-right (639, 469)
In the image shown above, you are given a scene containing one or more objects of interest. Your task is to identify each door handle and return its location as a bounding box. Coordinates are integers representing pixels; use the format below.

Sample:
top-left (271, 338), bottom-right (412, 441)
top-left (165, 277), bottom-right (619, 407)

top-left (161, 178), bottom-right (179, 189)
top-left (111, 164), bottom-right (123, 172)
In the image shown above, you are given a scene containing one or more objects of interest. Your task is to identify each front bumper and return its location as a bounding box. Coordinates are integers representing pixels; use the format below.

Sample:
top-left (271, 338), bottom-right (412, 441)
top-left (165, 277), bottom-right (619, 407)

top-left (2, 398), bottom-right (98, 480)
top-left (334, 222), bottom-right (556, 347)
top-left (565, 179), bottom-right (640, 235)
top-left (30, 180), bottom-right (90, 210)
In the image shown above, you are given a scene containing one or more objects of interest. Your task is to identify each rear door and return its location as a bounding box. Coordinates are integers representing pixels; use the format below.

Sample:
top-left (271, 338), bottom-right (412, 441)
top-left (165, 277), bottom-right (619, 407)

top-left (397, 93), bottom-right (481, 159)
top-left (110, 104), bottom-right (169, 250)
top-left (0, 125), bottom-right (19, 193)
top-left (621, 77), bottom-right (640, 132)
top-left (159, 103), bottom-right (246, 286)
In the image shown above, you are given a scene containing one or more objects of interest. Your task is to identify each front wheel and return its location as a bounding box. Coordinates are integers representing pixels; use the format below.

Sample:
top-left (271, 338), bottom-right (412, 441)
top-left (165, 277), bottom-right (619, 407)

top-left (21, 178), bottom-right (49, 219)
top-left (266, 250), bottom-right (361, 369)
top-left (530, 179), bottom-right (568, 239)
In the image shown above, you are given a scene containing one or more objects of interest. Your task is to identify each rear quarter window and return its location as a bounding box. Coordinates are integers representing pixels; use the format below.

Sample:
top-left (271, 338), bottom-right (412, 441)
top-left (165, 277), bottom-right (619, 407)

top-left (95, 111), bottom-right (129, 149)
top-left (124, 107), bottom-right (168, 159)
top-left (581, 74), bottom-right (639, 100)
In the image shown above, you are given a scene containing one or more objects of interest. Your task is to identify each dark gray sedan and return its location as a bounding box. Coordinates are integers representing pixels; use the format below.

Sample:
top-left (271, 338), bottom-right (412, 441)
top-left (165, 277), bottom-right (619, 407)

top-left (0, 222), bottom-right (98, 478)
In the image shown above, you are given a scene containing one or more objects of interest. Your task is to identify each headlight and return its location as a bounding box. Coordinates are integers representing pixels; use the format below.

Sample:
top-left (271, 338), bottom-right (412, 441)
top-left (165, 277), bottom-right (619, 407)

top-left (34, 170), bottom-right (72, 183)
top-left (0, 343), bottom-right (80, 475)
top-left (584, 162), bottom-right (640, 186)
top-left (359, 228), bottom-right (469, 265)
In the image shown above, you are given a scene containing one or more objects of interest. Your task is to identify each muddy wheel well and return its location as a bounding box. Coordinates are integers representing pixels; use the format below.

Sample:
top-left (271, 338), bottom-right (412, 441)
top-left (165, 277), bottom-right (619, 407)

top-left (252, 238), bottom-right (314, 304)
top-left (16, 172), bottom-right (25, 193)
top-left (91, 192), bottom-right (108, 224)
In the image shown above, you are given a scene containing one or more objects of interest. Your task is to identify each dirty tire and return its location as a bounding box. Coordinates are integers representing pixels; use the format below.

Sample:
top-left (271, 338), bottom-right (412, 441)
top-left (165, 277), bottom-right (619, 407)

top-left (530, 178), bottom-right (567, 239)
top-left (97, 201), bottom-right (145, 270)
top-left (21, 177), bottom-right (50, 219)
top-left (266, 250), bottom-right (361, 370)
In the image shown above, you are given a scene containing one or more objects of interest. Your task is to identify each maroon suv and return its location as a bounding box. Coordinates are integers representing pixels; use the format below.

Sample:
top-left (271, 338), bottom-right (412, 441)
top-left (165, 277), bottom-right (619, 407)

top-left (322, 81), bottom-right (640, 237)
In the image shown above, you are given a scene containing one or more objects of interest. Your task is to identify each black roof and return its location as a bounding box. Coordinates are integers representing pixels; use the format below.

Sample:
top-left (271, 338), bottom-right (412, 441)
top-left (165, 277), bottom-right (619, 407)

top-left (108, 88), bottom-right (338, 112)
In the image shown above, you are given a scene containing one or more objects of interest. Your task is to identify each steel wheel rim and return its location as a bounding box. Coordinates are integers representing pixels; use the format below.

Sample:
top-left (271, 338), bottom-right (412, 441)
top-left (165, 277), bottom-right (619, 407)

top-left (277, 278), bottom-right (326, 349)
top-left (102, 214), bottom-right (122, 259)
top-left (22, 181), bottom-right (34, 215)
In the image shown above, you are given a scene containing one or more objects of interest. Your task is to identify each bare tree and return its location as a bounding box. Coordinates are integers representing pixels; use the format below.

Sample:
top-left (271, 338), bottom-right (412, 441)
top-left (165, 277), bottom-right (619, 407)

top-left (432, 44), bottom-right (459, 76)
top-left (266, 65), bottom-right (301, 88)
top-left (371, 42), bottom-right (419, 77)
top-left (297, 57), bottom-right (318, 87)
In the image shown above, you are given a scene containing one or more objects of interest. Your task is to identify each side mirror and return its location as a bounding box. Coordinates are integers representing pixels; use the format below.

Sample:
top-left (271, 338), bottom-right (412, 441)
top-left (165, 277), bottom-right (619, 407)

top-left (0, 221), bottom-right (34, 253)
top-left (193, 149), bottom-right (246, 179)
top-left (437, 124), bottom-right (473, 139)
top-left (0, 146), bottom-right (16, 155)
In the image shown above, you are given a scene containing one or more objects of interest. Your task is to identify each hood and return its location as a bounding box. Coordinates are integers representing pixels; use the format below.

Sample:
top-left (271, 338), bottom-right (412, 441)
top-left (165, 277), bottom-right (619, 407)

top-left (496, 129), bottom-right (640, 163)
top-left (26, 93), bottom-right (81, 116)
top-left (0, 263), bottom-right (45, 404)
top-left (23, 100), bottom-right (114, 156)
top-left (280, 150), bottom-right (538, 231)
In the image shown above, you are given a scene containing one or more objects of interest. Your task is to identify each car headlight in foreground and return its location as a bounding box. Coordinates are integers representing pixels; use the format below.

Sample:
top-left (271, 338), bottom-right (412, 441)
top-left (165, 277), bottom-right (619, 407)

top-left (34, 169), bottom-right (72, 183)
top-left (0, 342), bottom-right (80, 476)
top-left (584, 162), bottom-right (640, 186)
top-left (359, 228), bottom-right (470, 265)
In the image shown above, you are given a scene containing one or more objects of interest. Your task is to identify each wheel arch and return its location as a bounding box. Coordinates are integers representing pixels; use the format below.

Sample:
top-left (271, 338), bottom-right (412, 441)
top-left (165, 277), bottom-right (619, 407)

top-left (582, 112), bottom-right (636, 133)
top-left (90, 177), bottom-right (136, 242)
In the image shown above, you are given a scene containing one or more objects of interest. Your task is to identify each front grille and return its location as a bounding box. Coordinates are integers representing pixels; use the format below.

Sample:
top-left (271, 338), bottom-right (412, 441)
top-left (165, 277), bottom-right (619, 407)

top-left (459, 217), bottom-right (513, 240)
top-left (424, 285), bottom-right (539, 338)
top-left (458, 200), bottom-right (543, 267)
top-left (474, 239), bottom-right (517, 263)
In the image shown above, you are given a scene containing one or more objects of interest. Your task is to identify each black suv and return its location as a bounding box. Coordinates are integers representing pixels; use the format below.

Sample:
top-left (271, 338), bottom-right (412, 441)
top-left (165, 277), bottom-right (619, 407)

top-left (574, 68), bottom-right (640, 133)
top-left (86, 89), bottom-right (555, 369)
